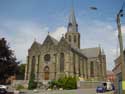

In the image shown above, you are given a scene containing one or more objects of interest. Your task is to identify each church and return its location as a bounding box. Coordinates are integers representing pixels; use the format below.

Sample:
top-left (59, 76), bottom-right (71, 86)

top-left (25, 7), bottom-right (106, 81)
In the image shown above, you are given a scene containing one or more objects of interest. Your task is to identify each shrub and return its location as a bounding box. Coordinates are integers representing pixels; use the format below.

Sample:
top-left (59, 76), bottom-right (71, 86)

top-left (64, 77), bottom-right (77, 89)
top-left (28, 73), bottom-right (37, 90)
top-left (48, 80), bottom-right (58, 88)
top-left (16, 84), bottom-right (25, 90)
top-left (49, 76), bottom-right (77, 90)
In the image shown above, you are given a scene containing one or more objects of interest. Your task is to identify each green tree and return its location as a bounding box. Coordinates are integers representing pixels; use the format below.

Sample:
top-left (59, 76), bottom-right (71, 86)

top-left (0, 38), bottom-right (19, 84)
top-left (17, 64), bottom-right (26, 80)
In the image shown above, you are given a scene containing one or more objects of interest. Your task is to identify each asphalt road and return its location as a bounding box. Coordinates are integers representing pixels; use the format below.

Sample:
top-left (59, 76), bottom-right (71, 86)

top-left (25, 89), bottom-right (114, 94)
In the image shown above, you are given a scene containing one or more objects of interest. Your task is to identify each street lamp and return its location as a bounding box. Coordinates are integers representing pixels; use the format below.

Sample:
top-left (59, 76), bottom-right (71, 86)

top-left (89, 6), bottom-right (98, 10)
top-left (116, 8), bottom-right (125, 93)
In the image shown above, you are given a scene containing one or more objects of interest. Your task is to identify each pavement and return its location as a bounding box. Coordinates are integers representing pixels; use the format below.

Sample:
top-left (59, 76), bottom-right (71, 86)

top-left (22, 89), bottom-right (114, 94)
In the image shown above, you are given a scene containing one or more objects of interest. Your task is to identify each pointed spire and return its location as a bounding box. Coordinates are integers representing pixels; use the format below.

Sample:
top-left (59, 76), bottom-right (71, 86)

top-left (69, 1), bottom-right (77, 26)
top-left (101, 48), bottom-right (105, 55)
top-left (34, 38), bottom-right (36, 42)
top-left (48, 32), bottom-right (50, 35)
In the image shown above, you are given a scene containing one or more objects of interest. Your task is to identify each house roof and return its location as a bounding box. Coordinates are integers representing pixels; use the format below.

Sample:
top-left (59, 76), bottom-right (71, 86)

top-left (107, 70), bottom-right (115, 75)
top-left (71, 47), bottom-right (87, 58)
top-left (80, 47), bottom-right (101, 58)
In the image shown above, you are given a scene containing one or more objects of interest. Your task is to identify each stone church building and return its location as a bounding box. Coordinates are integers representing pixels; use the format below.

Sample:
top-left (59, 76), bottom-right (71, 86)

top-left (25, 8), bottom-right (106, 81)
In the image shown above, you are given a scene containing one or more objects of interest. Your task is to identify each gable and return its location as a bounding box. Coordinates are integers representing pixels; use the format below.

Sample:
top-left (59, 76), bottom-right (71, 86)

top-left (29, 41), bottom-right (41, 54)
top-left (42, 35), bottom-right (58, 47)
top-left (58, 37), bottom-right (70, 51)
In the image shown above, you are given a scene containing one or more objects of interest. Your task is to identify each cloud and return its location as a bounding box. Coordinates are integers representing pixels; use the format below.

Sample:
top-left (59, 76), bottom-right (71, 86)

top-left (79, 20), bottom-right (119, 70)
top-left (0, 20), bottom-right (67, 63)
top-left (51, 26), bottom-right (67, 41)
top-left (0, 20), bottom-right (49, 63)
top-left (0, 19), bottom-right (124, 70)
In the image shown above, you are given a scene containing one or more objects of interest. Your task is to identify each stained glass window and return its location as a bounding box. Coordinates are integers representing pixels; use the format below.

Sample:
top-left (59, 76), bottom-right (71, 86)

top-left (90, 61), bottom-right (94, 77)
top-left (31, 56), bottom-right (36, 73)
top-left (44, 54), bottom-right (51, 63)
top-left (60, 53), bottom-right (64, 72)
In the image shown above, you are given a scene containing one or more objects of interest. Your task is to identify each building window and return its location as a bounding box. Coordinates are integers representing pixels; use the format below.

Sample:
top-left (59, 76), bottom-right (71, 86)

top-left (90, 61), bottom-right (94, 77)
top-left (73, 53), bottom-right (76, 75)
top-left (60, 53), bottom-right (64, 72)
top-left (74, 35), bottom-right (76, 43)
top-left (31, 56), bottom-right (36, 73)
top-left (69, 35), bottom-right (71, 42)
top-left (44, 54), bottom-right (51, 63)
top-left (44, 66), bottom-right (49, 72)
top-left (37, 55), bottom-right (40, 79)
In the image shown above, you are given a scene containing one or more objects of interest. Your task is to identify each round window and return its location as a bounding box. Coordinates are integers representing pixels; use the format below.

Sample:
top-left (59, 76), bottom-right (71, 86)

top-left (44, 54), bottom-right (51, 62)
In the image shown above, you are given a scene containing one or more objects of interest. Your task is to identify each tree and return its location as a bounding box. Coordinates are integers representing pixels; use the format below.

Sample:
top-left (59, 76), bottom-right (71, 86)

top-left (17, 64), bottom-right (26, 80)
top-left (0, 38), bottom-right (19, 84)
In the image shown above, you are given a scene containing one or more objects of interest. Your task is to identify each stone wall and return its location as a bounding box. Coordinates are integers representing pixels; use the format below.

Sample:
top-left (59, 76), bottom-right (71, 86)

top-left (78, 81), bottom-right (101, 89)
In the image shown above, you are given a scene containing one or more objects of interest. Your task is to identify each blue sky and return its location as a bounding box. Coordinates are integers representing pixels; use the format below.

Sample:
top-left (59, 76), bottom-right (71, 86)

top-left (0, 0), bottom-right (125, 70)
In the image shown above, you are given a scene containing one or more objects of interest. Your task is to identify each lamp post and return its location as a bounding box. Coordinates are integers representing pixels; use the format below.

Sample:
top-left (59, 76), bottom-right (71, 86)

top-left (116, 8), bottom-right (125, 93)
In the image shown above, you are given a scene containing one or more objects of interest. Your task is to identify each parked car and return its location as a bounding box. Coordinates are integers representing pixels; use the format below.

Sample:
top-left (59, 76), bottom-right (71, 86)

top-left (0, 88), bottom-right (7, 94)
top-left (96, 85), bottom-right (107, 93)
top-left (0, 85), bottom-right (8, 89)
top-left (111, 84), bottom-right (115, 91)
top-left (106, 81), bottom-right (112, 91)
top-left (96, 82), bottom-right (115, 93)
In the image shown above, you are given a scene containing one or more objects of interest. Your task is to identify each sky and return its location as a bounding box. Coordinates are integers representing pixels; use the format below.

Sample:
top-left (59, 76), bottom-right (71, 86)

top-left (0, 0), bottom-right (125, 70)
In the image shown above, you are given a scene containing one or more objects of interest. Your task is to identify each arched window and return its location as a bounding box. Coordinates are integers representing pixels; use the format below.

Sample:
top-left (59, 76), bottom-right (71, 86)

top-left (73, 53), bottom-right (76, 75)
top-left (44, 54), bottom-right (51, 63)
top-left (60, 53), bottom-right (64, 72)
top-left (69, 35), bottom-right (71, 42)
top-left (44, 66), bottom-right (49, 72)
top-left (74, 35), bottom-right (76, 43)
top-left (31, 56), bottom-right (36, 73)
top-left (90, 61), bottom-right (94, 77)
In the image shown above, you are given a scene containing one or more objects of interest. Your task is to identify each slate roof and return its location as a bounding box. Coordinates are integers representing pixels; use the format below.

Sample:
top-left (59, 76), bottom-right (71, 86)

top-left (80, 47), bottom-right (101, 58)
top-left (107, 70), bottom-right (115, 75)
top-left (71, 47), bottom-right (87, 58)
top-left (35, 35), bottom-right (101, 59)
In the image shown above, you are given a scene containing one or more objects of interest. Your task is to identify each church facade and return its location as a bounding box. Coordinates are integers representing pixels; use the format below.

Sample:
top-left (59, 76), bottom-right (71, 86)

top-left (25, 8), bottom-right (106, 81)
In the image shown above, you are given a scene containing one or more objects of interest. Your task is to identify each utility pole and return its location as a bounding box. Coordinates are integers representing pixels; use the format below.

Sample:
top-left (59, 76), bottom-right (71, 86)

top-left (116, 8), bottom-right (125, 93)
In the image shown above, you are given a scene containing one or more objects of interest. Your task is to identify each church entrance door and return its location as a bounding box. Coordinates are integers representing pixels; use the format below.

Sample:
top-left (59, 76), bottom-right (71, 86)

top-left (44, 72), bottom-right (49, 80)
top-left (44, 66), bottom-right (49, 80)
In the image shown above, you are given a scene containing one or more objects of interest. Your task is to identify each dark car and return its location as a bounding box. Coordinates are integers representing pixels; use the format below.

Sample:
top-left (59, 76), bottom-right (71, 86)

top-left (96, 83), bottom-right (107, 93)
top-left (0, 88), bottom-right (7, 94)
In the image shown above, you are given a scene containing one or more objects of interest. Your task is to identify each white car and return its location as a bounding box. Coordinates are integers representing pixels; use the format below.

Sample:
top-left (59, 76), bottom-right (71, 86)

top-left (0, 85), bottom-right (8, 89)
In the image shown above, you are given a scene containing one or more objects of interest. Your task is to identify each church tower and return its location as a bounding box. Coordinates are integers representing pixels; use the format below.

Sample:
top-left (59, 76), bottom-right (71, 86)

top-left (65, 6), bottom-right (80, 48)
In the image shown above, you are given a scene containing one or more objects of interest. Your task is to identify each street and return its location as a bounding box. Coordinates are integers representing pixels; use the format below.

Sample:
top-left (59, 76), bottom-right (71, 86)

top-left (14, 89), bottom-right (114, 94)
